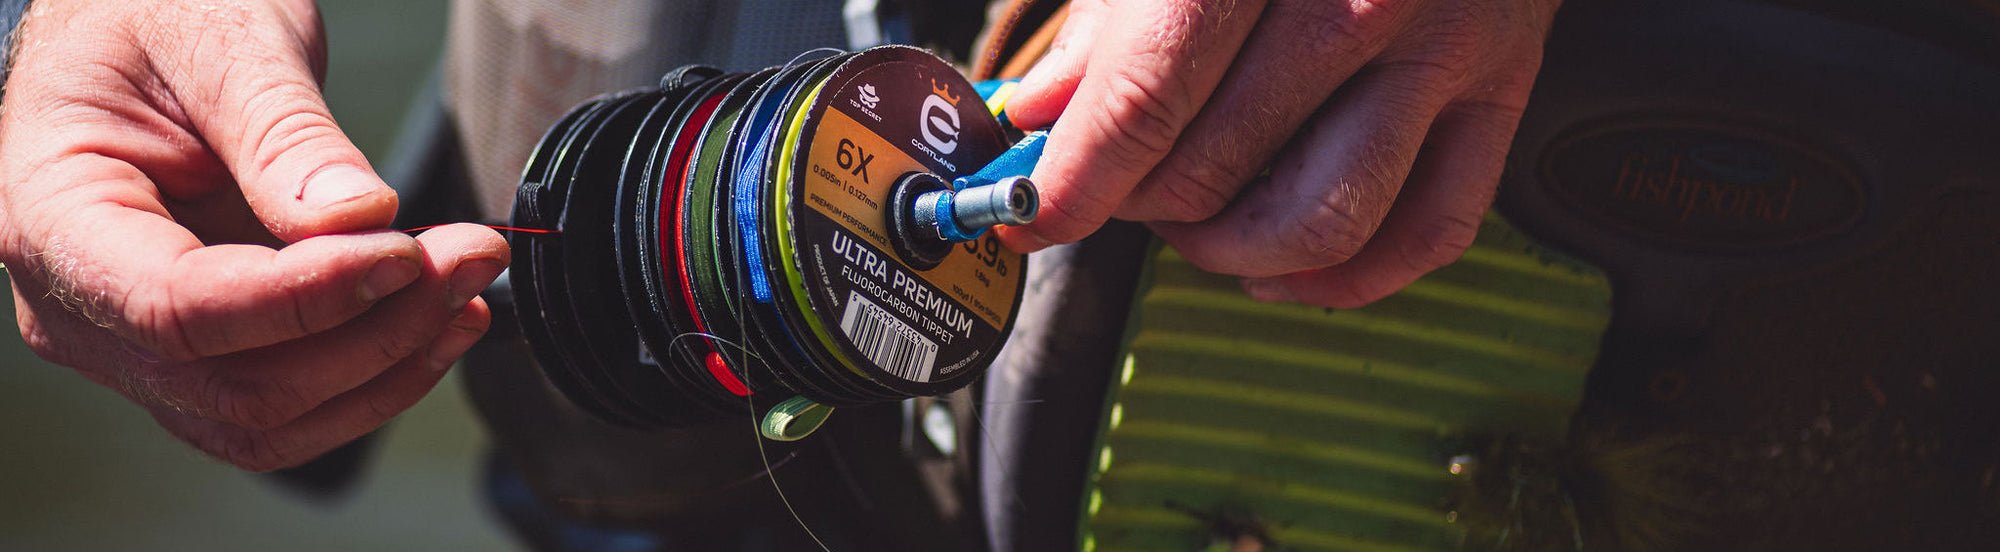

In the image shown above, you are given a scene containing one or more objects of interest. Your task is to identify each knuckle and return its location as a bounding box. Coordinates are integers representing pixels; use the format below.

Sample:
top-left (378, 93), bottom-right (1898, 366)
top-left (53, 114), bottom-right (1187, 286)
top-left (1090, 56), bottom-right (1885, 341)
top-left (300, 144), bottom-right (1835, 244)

top-left (1291, 184), bottom-right (1380, 266)
top-left (1291, 0), bottom-right (1401, 61)
top-left (361, 389), bottom-right (408, 422)
top-left (1141, 153), bottom-right (1239, 222)
top-left (16, 309), bottom-right (72, 366)
top-left (1353, 137), bottom-right (1420, 191)
top-left (453, 307), bottom-right (493, 334)
top-left (244, 99), bottom-right (342, 176)
top-left (1396, 212), bottom-right (1481, 273)
top-left (1358, 64), bottom-right (1461, 125)
top-left (207, 375), bottom-right (306, 431)
top-left (1089, 66), bottom-right (1192, 170)
top-left (120, 280), bottom-right (202, 362)
top-left (287, 288), bottom-right (321, 338)
top-left (1375, 55), bottom-right (1469, 99)
top-left (370, 322), bottom-right (432, 368)
top-left (1445, 95), bottom-right (1532, 135)
top-left (18, 330), bottom-right (65, 365)
top-left (377, 336), bottom-right (406, 367)
top-left (1404, 4), bottom-right (1484, 71)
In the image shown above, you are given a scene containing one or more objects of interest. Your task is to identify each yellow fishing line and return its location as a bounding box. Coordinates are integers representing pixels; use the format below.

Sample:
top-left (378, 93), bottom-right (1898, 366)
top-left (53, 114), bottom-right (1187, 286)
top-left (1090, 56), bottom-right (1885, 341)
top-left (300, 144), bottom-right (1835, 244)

top-left (772, 73), bottom-right (871, 380)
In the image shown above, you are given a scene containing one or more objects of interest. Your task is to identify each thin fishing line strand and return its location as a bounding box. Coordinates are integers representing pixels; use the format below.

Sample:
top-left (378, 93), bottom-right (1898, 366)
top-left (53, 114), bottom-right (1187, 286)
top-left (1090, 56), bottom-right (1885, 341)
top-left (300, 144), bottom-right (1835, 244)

top-left (560, 448), bottom-right (800, 508)
top-left (722, 214), bottom-right (831, 550)
top-left (944, 393), bottom-right (1032, 517)
top-left (668, 331), bottom-right (763, 361)
top-left (667, 331), bottom-right (766, 378)
top-left (729, 268), bottom-right (830, 551)
top-left (748, 387), bottom-right (835, 552)
top-left (783, 47), bottom-right (846, 70)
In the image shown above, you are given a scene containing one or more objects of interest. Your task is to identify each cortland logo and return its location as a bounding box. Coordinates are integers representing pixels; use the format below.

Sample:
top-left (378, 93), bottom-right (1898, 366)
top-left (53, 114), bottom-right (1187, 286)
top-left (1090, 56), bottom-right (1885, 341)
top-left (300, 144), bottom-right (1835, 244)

top-left (857, 84), bottom-right (880, 110)
top-left (921, 79), bottom-right (962, 155)
top-left (1540, 121), bottom-right (1863, 250)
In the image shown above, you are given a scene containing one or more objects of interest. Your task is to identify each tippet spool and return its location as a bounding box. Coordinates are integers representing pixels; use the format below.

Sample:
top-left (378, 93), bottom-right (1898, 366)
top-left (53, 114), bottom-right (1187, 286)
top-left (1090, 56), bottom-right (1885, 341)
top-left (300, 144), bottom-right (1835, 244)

top-left (509, 46), bottom-right (1029, 434)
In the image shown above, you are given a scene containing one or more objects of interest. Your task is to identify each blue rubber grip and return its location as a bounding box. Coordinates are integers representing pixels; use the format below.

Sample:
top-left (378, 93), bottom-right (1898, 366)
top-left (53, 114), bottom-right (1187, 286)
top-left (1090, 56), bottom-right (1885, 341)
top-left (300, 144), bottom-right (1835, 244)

top-left (953, 130), bottom-right (1047, 191)
top-left (934, 191), bottom-right (985, 242)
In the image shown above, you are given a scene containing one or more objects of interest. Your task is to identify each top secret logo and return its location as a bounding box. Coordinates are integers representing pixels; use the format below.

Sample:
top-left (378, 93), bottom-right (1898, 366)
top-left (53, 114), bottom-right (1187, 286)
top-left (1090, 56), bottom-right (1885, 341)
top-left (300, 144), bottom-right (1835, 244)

top-left (1539, 121), bottom-right (1864, 251)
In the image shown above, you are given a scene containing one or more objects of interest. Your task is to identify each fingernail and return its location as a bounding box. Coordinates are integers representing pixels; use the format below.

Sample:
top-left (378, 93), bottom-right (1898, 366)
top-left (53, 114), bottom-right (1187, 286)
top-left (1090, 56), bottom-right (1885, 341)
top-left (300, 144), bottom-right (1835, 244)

top-left (1242, 278), bottom-right (1297, 303)
top-left (1010, 66), bottom-right (1058, 123)
top-left (1018, 60), bottom-right (1053, 92)
top-left (359, 256), bottom-right (420, 303)
top-left (427, 313), bottom-right (483, 372)
top-left (301, 166), bottom-right (380, 209)
top-left (447, 259), bottom-right (505, 308)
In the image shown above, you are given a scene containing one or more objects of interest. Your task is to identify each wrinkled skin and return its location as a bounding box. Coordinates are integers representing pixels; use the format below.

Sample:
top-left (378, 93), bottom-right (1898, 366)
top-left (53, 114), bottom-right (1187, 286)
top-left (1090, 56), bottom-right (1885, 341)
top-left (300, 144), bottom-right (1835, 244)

top-left (996, 0), bottom-right (1562, 308)
top-left (0, 0), bottom-right (506, 471)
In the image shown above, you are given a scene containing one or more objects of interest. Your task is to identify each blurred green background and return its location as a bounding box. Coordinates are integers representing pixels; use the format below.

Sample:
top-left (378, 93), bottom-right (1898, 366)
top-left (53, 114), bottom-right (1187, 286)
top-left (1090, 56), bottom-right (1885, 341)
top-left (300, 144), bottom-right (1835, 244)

top-left (0, 2), bottom-right (522, 550)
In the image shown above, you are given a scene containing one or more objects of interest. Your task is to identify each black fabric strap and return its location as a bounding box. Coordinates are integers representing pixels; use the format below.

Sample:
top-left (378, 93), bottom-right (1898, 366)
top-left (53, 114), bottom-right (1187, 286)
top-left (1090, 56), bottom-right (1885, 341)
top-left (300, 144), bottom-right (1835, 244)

top-left (0, 0), bottom-right (25, 40)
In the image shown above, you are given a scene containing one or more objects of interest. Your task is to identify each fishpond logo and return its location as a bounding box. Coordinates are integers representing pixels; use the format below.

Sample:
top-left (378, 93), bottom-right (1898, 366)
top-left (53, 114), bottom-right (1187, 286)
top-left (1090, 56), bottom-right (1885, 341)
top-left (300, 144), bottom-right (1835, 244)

top-left (1540, 121), bottom-right (1864, 250)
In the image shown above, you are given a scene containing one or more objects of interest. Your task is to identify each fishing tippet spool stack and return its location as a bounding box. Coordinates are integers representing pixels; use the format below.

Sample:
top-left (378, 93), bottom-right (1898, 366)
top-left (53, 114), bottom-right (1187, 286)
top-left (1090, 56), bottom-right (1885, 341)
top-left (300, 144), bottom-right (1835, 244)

top-left (508, 46), bottom-right (1034, 439)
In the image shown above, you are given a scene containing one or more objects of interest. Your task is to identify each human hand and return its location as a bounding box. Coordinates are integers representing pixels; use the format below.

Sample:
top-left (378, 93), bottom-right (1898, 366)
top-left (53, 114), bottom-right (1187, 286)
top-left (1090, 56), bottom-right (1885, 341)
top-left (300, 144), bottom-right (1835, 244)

top-left (994, 0), bottom-right (1560, 307)
top-left (0, 0), bottom-right (506, 471)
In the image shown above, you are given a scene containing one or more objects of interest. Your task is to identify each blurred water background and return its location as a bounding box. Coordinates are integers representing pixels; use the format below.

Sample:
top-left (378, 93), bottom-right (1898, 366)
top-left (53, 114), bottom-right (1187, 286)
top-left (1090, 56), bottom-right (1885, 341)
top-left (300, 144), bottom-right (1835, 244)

top-left (0, 2), bottom-right (523, 550)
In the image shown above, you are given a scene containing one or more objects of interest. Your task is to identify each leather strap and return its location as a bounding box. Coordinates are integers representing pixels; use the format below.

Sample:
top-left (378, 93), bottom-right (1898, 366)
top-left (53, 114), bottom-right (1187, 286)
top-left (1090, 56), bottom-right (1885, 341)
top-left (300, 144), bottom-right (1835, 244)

top-left (970, 0), bottom-right (1067, 80)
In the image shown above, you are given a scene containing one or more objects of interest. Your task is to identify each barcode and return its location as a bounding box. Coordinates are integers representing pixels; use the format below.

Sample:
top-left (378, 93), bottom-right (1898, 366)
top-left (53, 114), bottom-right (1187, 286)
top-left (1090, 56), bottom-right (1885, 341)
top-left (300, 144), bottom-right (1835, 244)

top-left (839, 291), bottom-right (939, 382)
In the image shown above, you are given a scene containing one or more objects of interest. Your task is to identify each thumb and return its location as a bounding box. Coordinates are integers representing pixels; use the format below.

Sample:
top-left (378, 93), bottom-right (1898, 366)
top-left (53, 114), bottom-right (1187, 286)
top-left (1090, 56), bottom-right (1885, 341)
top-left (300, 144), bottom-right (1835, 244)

top-left (147, 2), bottom-right (394, 242)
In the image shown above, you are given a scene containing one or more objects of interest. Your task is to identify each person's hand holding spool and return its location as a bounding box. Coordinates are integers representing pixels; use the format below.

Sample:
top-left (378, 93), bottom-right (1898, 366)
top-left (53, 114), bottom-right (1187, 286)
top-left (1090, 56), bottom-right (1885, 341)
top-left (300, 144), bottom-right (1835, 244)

top-left (0, 0), bottom-right (506, 471)
top-left (996, 0), bottom-right (1562, 307)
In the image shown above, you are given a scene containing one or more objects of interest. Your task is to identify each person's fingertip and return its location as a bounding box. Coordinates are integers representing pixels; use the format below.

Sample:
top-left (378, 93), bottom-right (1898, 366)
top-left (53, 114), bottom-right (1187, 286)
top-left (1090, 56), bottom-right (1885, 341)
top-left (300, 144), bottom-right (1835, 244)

top-left (276, 165), bottom-right (397, 239)
top-left (358, 255), bottom-right (422, 303)
top-left (300, 165), bottom-right (386, 210)
top-left (1009, 61), bottom-right (1059, 113)
top-left (1006, 55), bottom-right (1087, 129)
top-left (997, 226), bottom-right (1055, 253)
top-left (446, 258), bottom-right (505, 309)
top-left (1242, 278), bottom-right (1299, 304)
top-left (426, 309), bottom-right (486, 372)
top-left (1021, 228), bottom-right (1055, 251)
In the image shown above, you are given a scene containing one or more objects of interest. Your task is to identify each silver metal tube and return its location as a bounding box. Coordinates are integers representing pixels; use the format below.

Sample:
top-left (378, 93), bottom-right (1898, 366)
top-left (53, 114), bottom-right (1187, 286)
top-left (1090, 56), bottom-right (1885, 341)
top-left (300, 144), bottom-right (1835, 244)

top-left (952, 176), bottom-right (1039, 230)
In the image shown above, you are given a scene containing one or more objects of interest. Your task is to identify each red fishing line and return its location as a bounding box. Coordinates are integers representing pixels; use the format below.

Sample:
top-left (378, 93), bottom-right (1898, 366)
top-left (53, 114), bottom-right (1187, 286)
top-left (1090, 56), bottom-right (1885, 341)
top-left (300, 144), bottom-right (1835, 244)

top-left (403, 224), bottom-right (558, 234)
top-left (664, 91), bottom-right (754, 396)
top-left (706, 352), bottom-right (751, 396)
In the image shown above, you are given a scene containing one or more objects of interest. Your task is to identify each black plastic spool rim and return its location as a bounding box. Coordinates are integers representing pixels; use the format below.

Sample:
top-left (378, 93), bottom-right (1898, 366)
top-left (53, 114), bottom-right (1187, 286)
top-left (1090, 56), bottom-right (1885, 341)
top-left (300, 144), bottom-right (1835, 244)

top-left (515, 91), bottom-right (659, 427)
top-left (559, 91), bottom-right (685, 425)
top-left (615, 80), bottom-right (722, 412)
top-left (628, 73), bottom-right (758, 414)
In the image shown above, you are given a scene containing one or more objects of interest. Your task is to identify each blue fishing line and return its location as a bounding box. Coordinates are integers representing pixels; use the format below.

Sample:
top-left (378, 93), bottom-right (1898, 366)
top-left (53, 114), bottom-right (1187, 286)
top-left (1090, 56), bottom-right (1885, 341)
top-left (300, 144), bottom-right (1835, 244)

top-left (733, 81), bottom-right (795, 304)
top-left (735, 134), bottom-right (775, 303)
